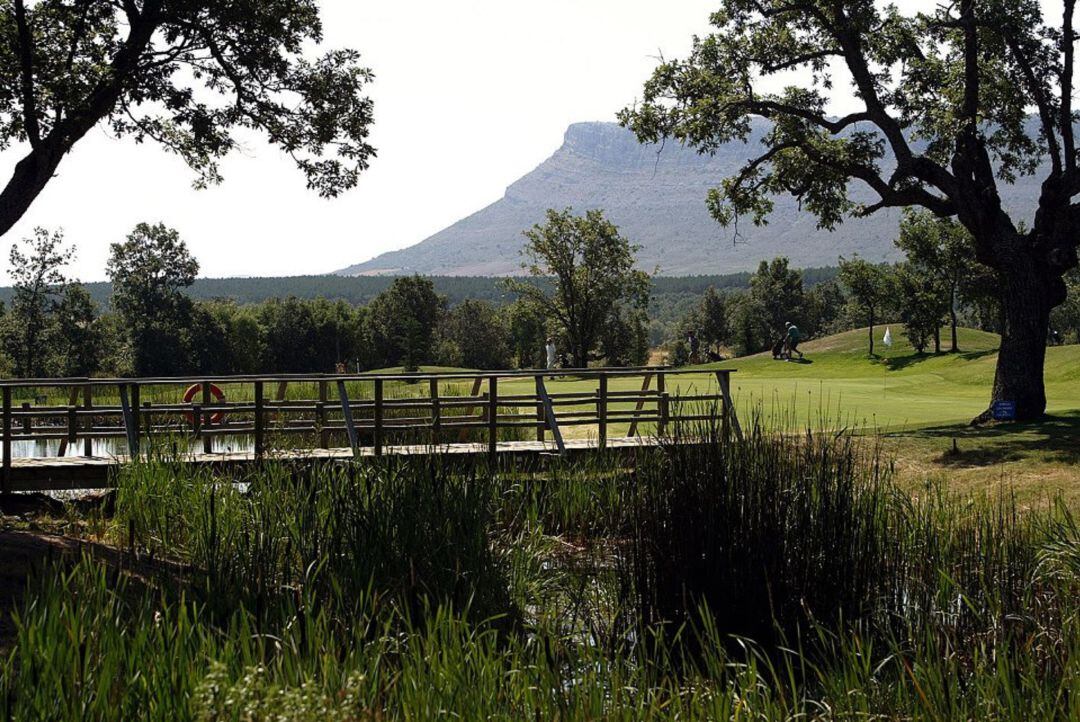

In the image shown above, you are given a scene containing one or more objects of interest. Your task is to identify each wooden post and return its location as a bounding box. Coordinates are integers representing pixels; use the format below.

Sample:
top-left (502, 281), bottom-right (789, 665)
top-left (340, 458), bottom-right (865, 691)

top-left (131, 384), bottom-right (141, 450)
top-left (373, 378), bottom-right (384, 456)
top-left (487, 375), bottom-right (498, 458)
top-left (597, 374), bottom-right (608, 449)
top-left (192, 404), bottom-right (203, 448)
top-left (317, 380), bottom-right (329, 449)
top-left (142, 401), bottom-right (152, 442)
top-left (119, 384), bottom-right (139, 458)
top-left (58, 386), bottom-right (79, 455)
top-left (66, 405), bottom-right (77, 456)
top-left (429, 378), bottom-right (441, 445)
top-left (254, 381), bottom-right (265, 457)
top-left (336, 380), bottom-right (358, 454)
top-left (535, 392), bottom-right (546, 443)
top-left (201, 382), bottom-right (213, 453)
top-left (715, 370), bottom-right (742, 440)
top-left (657, 372), bottom-right (668, 437)
top-left (83, 386), bottom-right (93, 456)
top-left (2, 386), bottom-right (11, 494)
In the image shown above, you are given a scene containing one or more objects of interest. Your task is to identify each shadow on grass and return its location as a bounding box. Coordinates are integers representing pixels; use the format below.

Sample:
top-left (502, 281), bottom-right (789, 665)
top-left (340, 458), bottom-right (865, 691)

top-left (878, 348), bottom-right (998, 372)
top-left (897, 411), bottom-right (1080, 467)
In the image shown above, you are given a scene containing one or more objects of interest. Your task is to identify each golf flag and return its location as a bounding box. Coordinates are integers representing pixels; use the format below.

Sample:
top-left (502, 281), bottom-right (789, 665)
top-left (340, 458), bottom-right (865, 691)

top-left (883, 327), bottom-right (893, 348)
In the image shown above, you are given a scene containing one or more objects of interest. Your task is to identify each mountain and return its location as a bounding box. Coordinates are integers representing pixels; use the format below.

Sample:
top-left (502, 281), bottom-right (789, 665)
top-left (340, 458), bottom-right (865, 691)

top-left (337, 121), bottom-right (1047, 276)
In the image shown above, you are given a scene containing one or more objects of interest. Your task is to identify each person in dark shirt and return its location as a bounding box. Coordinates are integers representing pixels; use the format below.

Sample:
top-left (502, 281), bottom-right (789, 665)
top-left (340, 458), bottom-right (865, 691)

top-left (784, 322), bottom-right (803, 360)
top-left (688, 330), bottom-right (700, 364)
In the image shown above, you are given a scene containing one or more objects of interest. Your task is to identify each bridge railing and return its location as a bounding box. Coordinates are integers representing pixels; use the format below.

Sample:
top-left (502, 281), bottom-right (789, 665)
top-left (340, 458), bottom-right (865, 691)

top-left (0, 367), bottom-right (739, 491)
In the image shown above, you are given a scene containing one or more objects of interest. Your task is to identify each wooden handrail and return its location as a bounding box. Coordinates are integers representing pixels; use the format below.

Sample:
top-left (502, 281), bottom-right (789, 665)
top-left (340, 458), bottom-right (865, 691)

top-left (0, 366), bottom-right (734, 388)
top-left (1, 367), bottom-right (739, 463)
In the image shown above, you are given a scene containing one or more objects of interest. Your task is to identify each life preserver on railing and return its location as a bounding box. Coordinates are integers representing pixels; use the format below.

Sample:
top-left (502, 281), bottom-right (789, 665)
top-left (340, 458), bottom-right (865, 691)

top-left (183, 383), bottom-right (226, 425)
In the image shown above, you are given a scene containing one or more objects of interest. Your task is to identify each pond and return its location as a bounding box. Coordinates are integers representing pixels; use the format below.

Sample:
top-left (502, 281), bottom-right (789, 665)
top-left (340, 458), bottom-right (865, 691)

top-left (12, 435), bottom-right (256, 459)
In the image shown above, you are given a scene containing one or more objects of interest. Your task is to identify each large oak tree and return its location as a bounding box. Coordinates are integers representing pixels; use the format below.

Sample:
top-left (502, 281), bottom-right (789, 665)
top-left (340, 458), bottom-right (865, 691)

top-left (0, 0), bottom-right (375, 237)
top-left (621, 0), bottom-right (1079, 421)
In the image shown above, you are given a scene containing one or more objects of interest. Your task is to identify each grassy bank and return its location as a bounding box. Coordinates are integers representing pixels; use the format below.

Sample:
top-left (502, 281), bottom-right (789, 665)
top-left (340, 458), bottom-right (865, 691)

top-left (2, 420), bottom-right (1078, 719)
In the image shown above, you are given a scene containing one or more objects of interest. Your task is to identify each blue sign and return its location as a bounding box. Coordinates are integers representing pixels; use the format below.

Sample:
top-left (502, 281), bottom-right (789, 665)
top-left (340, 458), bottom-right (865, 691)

top-left (991, 400), bottom-right (1016, 421)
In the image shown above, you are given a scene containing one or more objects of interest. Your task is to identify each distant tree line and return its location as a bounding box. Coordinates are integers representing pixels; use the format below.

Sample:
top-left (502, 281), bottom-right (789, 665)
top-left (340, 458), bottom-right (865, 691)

top-left (668, 212), bottom-right (1080, 364)
top-left (2, 212), bottom-right (1077, 379)
top-left (0, 214), bottom-right (649, 377)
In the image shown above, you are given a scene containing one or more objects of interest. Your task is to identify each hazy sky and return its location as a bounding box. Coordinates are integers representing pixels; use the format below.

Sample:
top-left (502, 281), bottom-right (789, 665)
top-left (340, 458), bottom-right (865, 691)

top-left (0, 0), bottom-right (722, 282)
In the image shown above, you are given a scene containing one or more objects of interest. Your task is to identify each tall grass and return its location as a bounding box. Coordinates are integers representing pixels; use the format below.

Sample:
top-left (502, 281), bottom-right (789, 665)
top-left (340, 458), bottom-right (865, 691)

top-left (3, 414), bottom-right (1078, 719)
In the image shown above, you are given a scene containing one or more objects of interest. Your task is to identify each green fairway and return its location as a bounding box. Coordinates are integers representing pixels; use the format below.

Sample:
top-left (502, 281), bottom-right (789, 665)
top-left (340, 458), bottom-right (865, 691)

top-left (709, 327), bottom-right (1080, 430)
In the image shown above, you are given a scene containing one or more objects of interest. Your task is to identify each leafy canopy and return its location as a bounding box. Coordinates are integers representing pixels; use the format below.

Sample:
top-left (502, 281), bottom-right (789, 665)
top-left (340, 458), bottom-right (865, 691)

top-left (0, 0), bottom-right (375, 234)
top-left (506, 208), bottom-right (651, 368)
top-left (619, 0), bottom-right (1078, 276)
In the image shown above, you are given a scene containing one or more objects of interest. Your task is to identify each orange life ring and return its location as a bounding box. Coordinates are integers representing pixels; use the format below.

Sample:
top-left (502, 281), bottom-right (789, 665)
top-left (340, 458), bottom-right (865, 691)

top-left (184, 383), bottom-right (226, 425)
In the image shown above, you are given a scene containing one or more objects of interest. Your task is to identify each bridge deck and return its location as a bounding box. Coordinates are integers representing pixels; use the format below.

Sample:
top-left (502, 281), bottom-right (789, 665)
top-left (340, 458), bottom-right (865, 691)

top-left (7, 437), bottom-right (663, 492)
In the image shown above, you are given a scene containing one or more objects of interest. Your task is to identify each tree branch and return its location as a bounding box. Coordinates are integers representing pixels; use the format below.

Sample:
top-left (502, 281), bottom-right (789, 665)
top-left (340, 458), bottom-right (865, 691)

top-left (1063, 0), bottom-right (1076, 177)
top-left (739, 100), bottom-right (871, 134)
top-left (14, 0), bottom-right (41, 148)
top-left (1003, 31), bottom-right (1062, 175)
top-left (830, 5), bottom-right (958, 198)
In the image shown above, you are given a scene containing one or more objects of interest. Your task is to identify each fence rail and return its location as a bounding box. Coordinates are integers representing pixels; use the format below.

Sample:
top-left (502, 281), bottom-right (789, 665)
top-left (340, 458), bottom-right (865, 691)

top-left (1, 367), bottom-right (739, 493)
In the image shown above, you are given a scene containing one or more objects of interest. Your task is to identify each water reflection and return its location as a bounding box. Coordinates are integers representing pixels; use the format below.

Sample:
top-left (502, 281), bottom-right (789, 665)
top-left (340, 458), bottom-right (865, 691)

top-left (13, 435), bottom-right (256, 459)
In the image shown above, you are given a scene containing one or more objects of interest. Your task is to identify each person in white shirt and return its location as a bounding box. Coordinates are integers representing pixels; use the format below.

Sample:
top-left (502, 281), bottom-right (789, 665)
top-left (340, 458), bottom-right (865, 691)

top-left (545, 337), bottom-right (557, 379)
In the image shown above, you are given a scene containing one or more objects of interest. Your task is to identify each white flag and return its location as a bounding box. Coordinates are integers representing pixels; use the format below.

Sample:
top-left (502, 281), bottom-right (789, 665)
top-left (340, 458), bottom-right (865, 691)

top-left (883, 327), bottom-right (893, 347)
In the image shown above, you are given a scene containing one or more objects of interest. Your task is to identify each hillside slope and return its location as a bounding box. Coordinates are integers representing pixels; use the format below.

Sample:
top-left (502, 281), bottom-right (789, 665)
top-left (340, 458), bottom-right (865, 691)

top-left (339, 121), bottom-right (1048, 277)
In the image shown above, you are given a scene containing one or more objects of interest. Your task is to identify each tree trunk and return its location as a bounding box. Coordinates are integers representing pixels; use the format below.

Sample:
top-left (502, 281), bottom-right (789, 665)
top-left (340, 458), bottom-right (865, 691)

top-left (0, 144), bottom-right (66, 238)
top-left (949, 287), bottom-right (959, 352)
top-left (933, 327), bottom-right (941, 354)
top-left (867, 311), bottom-right (875, 357)
top-left (976, 251), bottom-right (1053, 423)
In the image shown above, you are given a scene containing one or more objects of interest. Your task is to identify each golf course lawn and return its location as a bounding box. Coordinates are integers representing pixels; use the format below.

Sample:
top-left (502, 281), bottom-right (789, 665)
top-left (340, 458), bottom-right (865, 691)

top-left (714, 327), bottom-right (1080, 506)
top-left (494, 327), bottom-right (1080, 506)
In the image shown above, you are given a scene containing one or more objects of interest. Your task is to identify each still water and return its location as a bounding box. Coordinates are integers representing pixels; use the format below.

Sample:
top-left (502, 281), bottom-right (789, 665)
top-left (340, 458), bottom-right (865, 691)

top-left (12, 436), bottom-right (256, 459)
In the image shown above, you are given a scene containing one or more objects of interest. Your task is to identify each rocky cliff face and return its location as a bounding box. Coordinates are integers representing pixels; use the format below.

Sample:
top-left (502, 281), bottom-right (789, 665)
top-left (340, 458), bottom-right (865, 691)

top-left (338, 121), bottom-right (1043, 276)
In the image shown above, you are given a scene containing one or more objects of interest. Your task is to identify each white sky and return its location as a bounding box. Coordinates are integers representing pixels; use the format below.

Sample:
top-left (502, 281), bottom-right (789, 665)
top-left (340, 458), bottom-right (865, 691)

top-left (0, 0), bottom-right (721, 283)
top-left (0, 0), bottom-right (1066, 284)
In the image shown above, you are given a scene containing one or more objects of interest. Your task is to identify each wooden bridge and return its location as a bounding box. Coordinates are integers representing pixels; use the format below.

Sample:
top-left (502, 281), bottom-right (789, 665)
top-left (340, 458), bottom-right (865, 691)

top-left (0, 367), bottom-right (739, 493)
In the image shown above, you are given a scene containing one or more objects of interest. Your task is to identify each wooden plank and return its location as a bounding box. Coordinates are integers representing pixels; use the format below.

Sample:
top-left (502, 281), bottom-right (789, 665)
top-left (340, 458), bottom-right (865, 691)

top-left (626, 373), bottom-right (654, 438)
top-left (534, 376), bottom-right (565, 455)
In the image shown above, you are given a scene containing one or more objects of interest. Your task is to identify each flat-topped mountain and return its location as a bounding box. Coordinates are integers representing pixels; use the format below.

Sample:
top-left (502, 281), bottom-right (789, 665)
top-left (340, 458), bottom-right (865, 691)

top-left (338, 121), bottom-right (1045, 276)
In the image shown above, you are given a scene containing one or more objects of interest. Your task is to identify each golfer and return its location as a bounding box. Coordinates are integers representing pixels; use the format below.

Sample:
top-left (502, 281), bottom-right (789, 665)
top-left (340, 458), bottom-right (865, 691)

top-left (784, 322), bottom-right (803, 360)
top-left (545, 337), bottom-right (558, 379)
